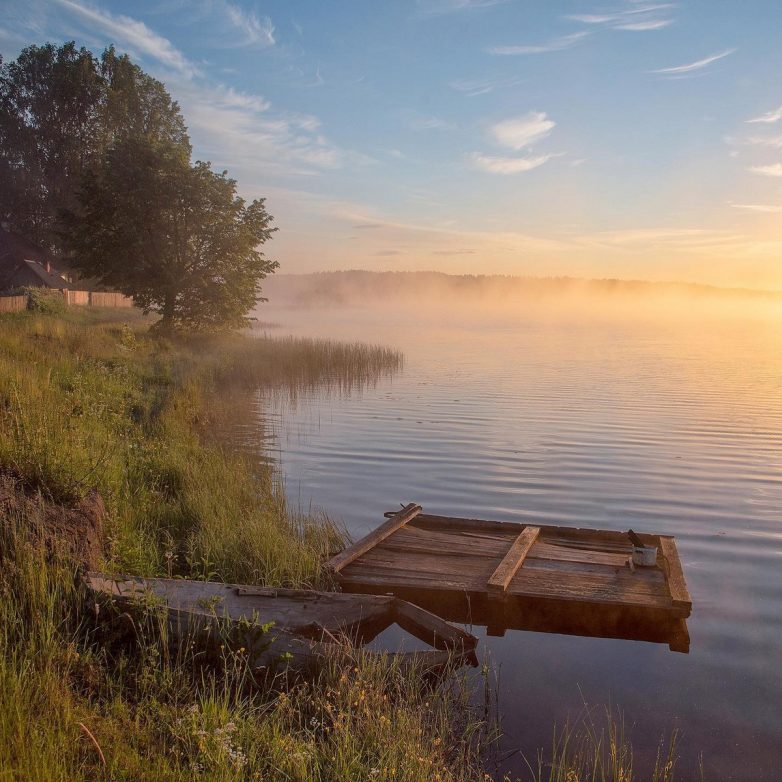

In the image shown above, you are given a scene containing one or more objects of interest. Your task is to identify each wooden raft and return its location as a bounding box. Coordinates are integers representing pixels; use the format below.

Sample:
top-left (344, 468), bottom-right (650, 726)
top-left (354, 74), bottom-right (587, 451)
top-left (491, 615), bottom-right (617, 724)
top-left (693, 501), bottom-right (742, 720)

top-left (327, 504), bottom-right (692, 652)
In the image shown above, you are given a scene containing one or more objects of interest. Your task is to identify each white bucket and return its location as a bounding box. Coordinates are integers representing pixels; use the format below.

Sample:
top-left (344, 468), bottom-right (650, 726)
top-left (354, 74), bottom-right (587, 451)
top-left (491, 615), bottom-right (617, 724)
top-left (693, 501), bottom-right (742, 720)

top-left (632, 545), bottom-right (658, 567)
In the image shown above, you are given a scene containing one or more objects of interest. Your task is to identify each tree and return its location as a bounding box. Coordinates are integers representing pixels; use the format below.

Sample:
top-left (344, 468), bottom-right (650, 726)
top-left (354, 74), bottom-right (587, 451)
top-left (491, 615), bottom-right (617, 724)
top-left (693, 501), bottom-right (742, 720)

top-left (0, 42), bottom-right (189, 251)
top-left (62, 138), bottom-right (278, 332)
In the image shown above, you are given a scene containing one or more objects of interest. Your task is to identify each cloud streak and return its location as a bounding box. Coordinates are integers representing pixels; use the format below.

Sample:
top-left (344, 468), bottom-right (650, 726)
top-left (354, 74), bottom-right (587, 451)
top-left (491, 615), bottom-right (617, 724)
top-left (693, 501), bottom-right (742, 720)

top-left (649, 48), bottom-right (736, 75)
top-left (730, 203), bottom-right (782, 213)
top-left (566, 3), bottom-right (675, 32)
top-left (55, 0), bottom-right (199, 78)
top-left (487, 31), bottom-right (588, 55)
top-left (471, 152), bottom-right (553, 174)
top-left (747, 106), bottom-right (782, 124)
top-left (224, 2), bottom-right (275, 47)
top-left (449, 74), bottom-right (525, 97)
top-left (749, 163), bottom-right (782, 177)
top-left (416, 0), bottom-right (508, 16)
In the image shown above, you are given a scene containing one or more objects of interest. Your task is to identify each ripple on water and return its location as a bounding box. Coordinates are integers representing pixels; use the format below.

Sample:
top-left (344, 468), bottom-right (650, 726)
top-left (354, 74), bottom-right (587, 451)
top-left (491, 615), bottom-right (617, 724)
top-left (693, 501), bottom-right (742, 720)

top-left (242, 308), bottom-right (782, 781)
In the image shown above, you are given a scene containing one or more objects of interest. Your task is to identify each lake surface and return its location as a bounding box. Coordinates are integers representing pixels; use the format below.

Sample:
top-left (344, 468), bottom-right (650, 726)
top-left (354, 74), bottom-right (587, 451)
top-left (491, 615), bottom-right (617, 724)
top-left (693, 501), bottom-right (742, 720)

top-left (245, 300), bottom-right (782, 780)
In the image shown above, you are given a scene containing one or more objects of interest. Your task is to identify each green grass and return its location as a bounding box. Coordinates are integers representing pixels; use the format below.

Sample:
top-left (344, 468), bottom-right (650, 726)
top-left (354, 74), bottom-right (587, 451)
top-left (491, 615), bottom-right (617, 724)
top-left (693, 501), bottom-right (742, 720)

top-left (0, 309), bottom-right (495, 782)
top-left (0, 310), bottom-right (401, 585)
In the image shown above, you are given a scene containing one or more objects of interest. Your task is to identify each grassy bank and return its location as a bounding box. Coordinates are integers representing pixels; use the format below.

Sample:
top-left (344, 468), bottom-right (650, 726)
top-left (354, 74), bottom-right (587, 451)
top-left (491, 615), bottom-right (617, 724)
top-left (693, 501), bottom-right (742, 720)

top-left (0, 308), bottom-right (493, 781)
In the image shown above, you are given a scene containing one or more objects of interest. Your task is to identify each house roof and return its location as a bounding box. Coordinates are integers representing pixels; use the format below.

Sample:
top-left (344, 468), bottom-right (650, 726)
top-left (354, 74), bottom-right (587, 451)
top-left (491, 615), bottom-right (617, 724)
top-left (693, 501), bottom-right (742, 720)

top-left (0, 226), bottom-right (72, 289)
top-left (23, 259), bottom-right (71, 289)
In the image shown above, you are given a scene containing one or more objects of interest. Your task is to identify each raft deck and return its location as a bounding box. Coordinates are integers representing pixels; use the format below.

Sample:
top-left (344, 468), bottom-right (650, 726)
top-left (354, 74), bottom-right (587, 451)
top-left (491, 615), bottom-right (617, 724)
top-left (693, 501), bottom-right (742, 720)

top-left (328, 504), bottom-right (692, 652)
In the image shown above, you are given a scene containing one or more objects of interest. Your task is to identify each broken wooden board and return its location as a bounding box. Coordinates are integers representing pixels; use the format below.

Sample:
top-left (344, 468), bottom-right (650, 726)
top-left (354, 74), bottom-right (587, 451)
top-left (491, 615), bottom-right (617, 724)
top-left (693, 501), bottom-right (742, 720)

top-left (327, 508), bottom-right (692, 653)
top-left (85, 573), bottom-right (478, 673)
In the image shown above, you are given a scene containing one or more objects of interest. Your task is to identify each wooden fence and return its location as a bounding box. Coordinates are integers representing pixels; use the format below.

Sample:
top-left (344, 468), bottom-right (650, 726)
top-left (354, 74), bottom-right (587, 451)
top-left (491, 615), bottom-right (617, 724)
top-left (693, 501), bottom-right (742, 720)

top-left (0, 295), bottom-right (28, 313)
top-left (89, 291), bottom-right (133, 308)
top-left (0, 290), bottom-right (134, 311)
top-left (63, 290), bottom-right (89, 306)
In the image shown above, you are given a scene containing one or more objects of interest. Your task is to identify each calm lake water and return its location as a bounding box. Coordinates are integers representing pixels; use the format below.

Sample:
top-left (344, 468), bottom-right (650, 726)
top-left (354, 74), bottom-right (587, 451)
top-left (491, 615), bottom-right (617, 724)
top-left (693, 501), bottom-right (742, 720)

top-left (244, 300), bottom-right (782, 780)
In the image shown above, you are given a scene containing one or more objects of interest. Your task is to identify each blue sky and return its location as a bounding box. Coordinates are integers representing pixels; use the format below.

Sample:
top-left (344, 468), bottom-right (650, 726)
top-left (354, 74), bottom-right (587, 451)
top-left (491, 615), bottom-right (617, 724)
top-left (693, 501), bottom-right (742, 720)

top-left (3, 1), bottom-right (782, 287)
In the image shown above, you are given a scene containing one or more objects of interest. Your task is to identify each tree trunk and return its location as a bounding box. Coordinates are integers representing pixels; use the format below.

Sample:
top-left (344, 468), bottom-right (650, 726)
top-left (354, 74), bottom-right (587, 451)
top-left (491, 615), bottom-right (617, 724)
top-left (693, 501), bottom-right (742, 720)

top-left (160, 290), bottom-right (176, 332)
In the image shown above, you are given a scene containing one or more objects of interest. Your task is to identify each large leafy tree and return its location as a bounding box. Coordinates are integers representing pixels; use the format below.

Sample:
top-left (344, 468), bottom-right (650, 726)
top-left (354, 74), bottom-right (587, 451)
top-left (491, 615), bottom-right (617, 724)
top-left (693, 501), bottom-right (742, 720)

top-left (62, 138), bottom-right (278, 332)
top-left (0, 42), bottom-right (188, 251)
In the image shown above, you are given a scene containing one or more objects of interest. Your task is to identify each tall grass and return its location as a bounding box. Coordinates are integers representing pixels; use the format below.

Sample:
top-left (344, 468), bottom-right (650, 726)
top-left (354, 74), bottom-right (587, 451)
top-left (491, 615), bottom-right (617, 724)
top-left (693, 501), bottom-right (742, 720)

top-left (528, 707), bottom-right (688, 782)
top-left (0, 309), bottom-right (496, 781)
top-left (0, 507), bottom-right (494, 781)
top-left (0, 312), bottom-right (400, 584)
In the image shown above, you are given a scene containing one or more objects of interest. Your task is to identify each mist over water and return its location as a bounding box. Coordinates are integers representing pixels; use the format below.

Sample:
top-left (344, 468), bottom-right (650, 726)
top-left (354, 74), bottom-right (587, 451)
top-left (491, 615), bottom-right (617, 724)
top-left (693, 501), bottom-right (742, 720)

top-left (243, 276), bottom-right (782, 779)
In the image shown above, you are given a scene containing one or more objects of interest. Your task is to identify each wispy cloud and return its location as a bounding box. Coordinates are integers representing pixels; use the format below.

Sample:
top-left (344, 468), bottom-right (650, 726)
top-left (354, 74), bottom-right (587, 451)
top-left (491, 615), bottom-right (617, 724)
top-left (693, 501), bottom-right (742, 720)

top-left (566, 3), bottom-right (675, 32)
top-left (727, 133), bottom-right (782, 149)
top-left (471, 111), bottom-right (558, 174)
top-left (54, 0), bottom-right (199, 78)
top-left (487, 31), bottom-right (588, 55)
top-left (416, 0), bottom-right (508, 17)
top-left (749, 163), bottom-right (782, 177)
top-left (576, 227), bottom-right (746, 252)
top-left (747, 135), bottom-right (782, 148)
top-left (747, 106), bottom-right (782, 124)
top-left (730, 203), bottom-right (782, 213)
top-left (224, 2), bottom-right (275, 47)
top-left (491, 112), bottom-right (555, 149)
top-left (407, 114), bottom-right (455, 131)
top-left (649, 48), bottom-right (736, 75)
top-left (449, 74), bottom-right (525, 97)
top-left (616, 19), bottom-right (671, 30)
top-left (180, 83), bottom-right (348, 175)
top-left (41, 0), bottom-right (354, 178)
top-left (470, 152), bottom-right (553, 174)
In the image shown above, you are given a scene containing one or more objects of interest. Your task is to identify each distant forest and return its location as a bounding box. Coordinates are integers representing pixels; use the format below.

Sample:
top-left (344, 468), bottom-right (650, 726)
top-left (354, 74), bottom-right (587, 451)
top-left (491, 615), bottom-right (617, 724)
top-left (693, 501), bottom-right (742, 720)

top-left (263, 270), bottom-right (781, 307)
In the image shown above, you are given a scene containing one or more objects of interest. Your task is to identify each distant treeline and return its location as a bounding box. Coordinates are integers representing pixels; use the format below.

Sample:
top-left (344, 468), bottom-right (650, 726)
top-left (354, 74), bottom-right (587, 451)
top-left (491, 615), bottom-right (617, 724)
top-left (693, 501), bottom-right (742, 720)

top-left (264, 270), bottom-right (782, 307)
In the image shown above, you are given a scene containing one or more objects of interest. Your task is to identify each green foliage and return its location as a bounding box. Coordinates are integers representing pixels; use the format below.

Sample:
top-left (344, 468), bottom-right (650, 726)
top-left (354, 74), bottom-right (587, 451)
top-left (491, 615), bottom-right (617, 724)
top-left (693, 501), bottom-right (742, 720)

top-left (24, 287), bottom-right (67, 314)
top-left (0, 42), bottom-right (189, 251)
top-left (62, 138), bottom-right (278, 333)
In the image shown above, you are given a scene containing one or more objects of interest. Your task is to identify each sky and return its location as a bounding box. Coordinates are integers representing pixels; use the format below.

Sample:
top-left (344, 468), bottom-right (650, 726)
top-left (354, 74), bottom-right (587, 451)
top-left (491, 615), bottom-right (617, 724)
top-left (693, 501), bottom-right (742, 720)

top-left (2, 1), bottom-right (782, 288)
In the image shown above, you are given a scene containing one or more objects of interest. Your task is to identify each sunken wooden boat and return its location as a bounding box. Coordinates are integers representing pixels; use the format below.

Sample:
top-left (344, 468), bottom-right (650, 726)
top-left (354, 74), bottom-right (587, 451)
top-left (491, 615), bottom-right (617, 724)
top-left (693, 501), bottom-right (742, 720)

top-left (84, 572), bottom-right (478, 672)
top-left (327, 504), bottom-right (692, 652)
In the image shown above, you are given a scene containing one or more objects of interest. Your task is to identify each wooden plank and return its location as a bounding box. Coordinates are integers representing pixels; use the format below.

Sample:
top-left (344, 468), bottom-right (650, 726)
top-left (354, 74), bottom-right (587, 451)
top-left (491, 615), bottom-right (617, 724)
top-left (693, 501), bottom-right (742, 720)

top-left (530, 541), bottom-right (630, 567)
top-left (377, 525), bottom-right (511, 559)
top-left (415, 514), bottom-right (633, 543)
top-left (659, 537), bottom-right (692, 612)
top-left (326, 503), bottom-right (422, 573)
top-left (392, 599), bottom-right (477, 651)
top-left (487, 526), bottom-right (541, 592)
